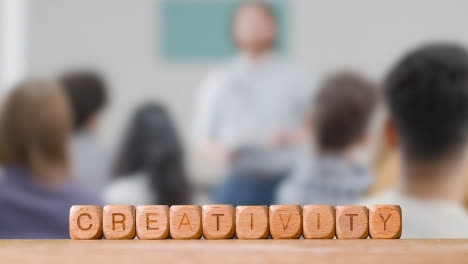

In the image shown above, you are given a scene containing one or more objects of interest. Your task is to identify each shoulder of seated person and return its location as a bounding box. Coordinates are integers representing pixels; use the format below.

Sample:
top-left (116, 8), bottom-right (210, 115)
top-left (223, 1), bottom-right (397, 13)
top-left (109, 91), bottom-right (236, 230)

top-left (356, 190), bottom-right (398, 206)
top-left (103, 172), bottom-right (150, 197)
top-left (106, 172), bottom-right (149, 189)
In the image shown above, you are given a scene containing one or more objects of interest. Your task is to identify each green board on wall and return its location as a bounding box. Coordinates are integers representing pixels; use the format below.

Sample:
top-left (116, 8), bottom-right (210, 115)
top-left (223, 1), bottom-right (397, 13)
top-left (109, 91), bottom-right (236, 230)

top-left (161, 0), bottom-right (289, 61)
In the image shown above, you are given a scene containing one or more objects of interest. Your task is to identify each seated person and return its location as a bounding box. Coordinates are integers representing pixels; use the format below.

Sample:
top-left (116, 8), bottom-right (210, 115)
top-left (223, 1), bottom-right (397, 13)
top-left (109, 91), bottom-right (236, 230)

top-left (360, 43), bottom-right (468, 238)
top-left (0, 80), bottom-right (102, 239)
top-left (104, 103), bottom-right (190, 205)
top-left (276, 72), bottom-right (377, 205)
top-left (60, 70), bottom-right (110, 191)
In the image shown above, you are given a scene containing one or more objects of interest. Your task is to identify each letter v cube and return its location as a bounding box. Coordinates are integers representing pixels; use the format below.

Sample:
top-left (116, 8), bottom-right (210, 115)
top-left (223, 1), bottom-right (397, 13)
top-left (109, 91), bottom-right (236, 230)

top-left (269, 205), bottom-right (302, 239)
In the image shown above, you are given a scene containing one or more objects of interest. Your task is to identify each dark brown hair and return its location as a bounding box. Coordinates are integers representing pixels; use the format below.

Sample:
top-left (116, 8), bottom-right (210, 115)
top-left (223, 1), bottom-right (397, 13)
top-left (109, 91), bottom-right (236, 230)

top-left (314, 71), bottom-right (377, 152)
top-left (0, 80), bottom-right (72, 180)
top-left (385, 43), bottom-right (468, 161)
top-left (60, 70), bottom-right (108, 131)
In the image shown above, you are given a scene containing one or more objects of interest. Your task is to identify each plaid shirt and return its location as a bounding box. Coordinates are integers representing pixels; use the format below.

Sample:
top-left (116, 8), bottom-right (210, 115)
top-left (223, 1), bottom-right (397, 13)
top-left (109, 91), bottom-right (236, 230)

top-left (275, 152), bottom-right (372, 206)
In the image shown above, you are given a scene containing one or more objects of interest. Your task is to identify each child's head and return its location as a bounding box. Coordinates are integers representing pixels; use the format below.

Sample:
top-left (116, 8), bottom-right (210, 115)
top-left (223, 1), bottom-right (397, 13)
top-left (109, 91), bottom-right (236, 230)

top-left (311, 71), bottom-right (377, 154)
top-left (385, 43), bottom-right (468, 163)
top-left (0, 79), bottom-right (72, 181)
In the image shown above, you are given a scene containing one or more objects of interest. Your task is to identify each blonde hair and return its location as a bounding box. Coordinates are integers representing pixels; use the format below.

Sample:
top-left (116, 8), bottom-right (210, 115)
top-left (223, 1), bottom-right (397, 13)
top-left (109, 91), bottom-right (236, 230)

top-left (0, 79), bottom-right (72, 180)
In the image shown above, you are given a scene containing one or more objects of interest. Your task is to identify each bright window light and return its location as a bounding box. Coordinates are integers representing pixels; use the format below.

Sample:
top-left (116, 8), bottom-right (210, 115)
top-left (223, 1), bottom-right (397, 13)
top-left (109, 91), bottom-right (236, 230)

top-left (1, 0), bottom-right (27, 91)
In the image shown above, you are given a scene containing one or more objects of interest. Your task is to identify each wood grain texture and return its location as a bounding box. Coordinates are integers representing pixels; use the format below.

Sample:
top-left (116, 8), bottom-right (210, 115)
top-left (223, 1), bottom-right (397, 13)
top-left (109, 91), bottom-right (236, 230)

top-left (369, 205), bottom-right (402, 239)
top-left (202, 205), bottom-right (235, 239)
top-left (69, 205), bottom-right (103, 240)
top-left (136, 205), bottom-right (169, 240)
top-left (103, 205), bottom-right (136, 240)
top-left (170, 205), bottom-right (202, 239)
top-left (303, 205), bottom-right (335, 239)
top-left (269, 205), bottom-right (302, 239)
top-left (2, 240), bottom-right (468, 264)
top-left (336, 206), bottom-right (368, 239)
top-left (236, 206), bottom-right (269, 239)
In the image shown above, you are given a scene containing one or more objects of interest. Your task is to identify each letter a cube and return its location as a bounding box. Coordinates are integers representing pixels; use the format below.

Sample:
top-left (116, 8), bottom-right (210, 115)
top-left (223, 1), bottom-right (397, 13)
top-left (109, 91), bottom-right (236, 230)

top-left (170, 205), bottom-right (202, 239)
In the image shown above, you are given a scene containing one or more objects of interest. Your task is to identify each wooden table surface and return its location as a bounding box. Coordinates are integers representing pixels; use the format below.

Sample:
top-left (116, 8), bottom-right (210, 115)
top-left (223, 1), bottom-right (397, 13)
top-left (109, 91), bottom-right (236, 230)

top-left (1, 239), bottom-right (467, 264)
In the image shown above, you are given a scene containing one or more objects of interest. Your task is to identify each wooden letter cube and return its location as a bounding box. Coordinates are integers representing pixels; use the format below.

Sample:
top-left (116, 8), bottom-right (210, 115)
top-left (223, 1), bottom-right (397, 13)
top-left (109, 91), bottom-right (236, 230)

top-left (236, 206), bottom-right (269, 239)
top-left (136, 205), bottom-right (169, 239)
top-left (336, 206), bottom-right (368, 239)
top-left (103, 205), bottom-right (136, 239)
top-left (170, 205), bottom-right (202, 239)
top-left (369, 205), bottom-right (402, 239)
top-left (269, 205), bottom-right (302, 239)
top-left (69, 205), bottom-right (103, 239)
top-left (202, 205), bottom-right (235, 239)
top-left (303, 205), bottom-right (335, 239)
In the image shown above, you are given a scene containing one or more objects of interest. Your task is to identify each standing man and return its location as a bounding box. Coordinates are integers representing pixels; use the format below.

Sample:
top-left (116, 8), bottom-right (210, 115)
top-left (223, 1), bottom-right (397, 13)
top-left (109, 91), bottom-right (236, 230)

top-left (195, 2), bottom-right (312, 205)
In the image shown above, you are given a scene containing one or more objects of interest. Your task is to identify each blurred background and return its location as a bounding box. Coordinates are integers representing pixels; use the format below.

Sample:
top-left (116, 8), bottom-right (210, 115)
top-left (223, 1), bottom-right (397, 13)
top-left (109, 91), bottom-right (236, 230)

top-left (2, 0), bottom-right (468, 239)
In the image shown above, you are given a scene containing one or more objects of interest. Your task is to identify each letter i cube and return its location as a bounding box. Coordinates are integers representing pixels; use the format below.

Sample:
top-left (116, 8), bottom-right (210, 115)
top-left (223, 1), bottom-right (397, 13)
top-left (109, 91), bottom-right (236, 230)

top-left (303, 205), bottom-right (335, 239)
top-left (236, 206), bottom-right (269, 239)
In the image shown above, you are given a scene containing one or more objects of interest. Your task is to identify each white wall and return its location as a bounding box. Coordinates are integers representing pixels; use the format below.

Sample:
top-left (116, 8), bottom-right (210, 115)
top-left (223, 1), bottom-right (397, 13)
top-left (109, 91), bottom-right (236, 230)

top-left (27, 0), bottom-right (221, 184)
top-left (25, 0), bottom-right (468, 184)
top-left (294, 0), bottom-right (468, 79)
top-left (0, 0), bottom-right (4, 88)
top-left (1, 0), bottom-right (28, 92)
top-left (28, 0), bottom-right (202, 145)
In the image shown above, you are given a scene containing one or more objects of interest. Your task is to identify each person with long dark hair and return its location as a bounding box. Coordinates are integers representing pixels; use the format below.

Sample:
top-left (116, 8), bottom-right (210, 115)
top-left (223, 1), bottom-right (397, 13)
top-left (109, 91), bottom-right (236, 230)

top-left (104, 103), bottom-right (190, 205)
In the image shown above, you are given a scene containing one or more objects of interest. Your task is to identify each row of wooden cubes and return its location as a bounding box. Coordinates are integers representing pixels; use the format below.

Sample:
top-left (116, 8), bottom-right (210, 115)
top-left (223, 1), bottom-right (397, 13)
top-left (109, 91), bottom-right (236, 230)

top-left (70, 205), bottom-right (401, 240)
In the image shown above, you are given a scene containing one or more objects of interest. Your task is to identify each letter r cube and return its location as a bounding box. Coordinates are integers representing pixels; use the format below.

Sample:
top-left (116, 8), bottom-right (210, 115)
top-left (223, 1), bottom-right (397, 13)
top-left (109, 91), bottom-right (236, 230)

top-left (103, 205), bottom-right (136, 239)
